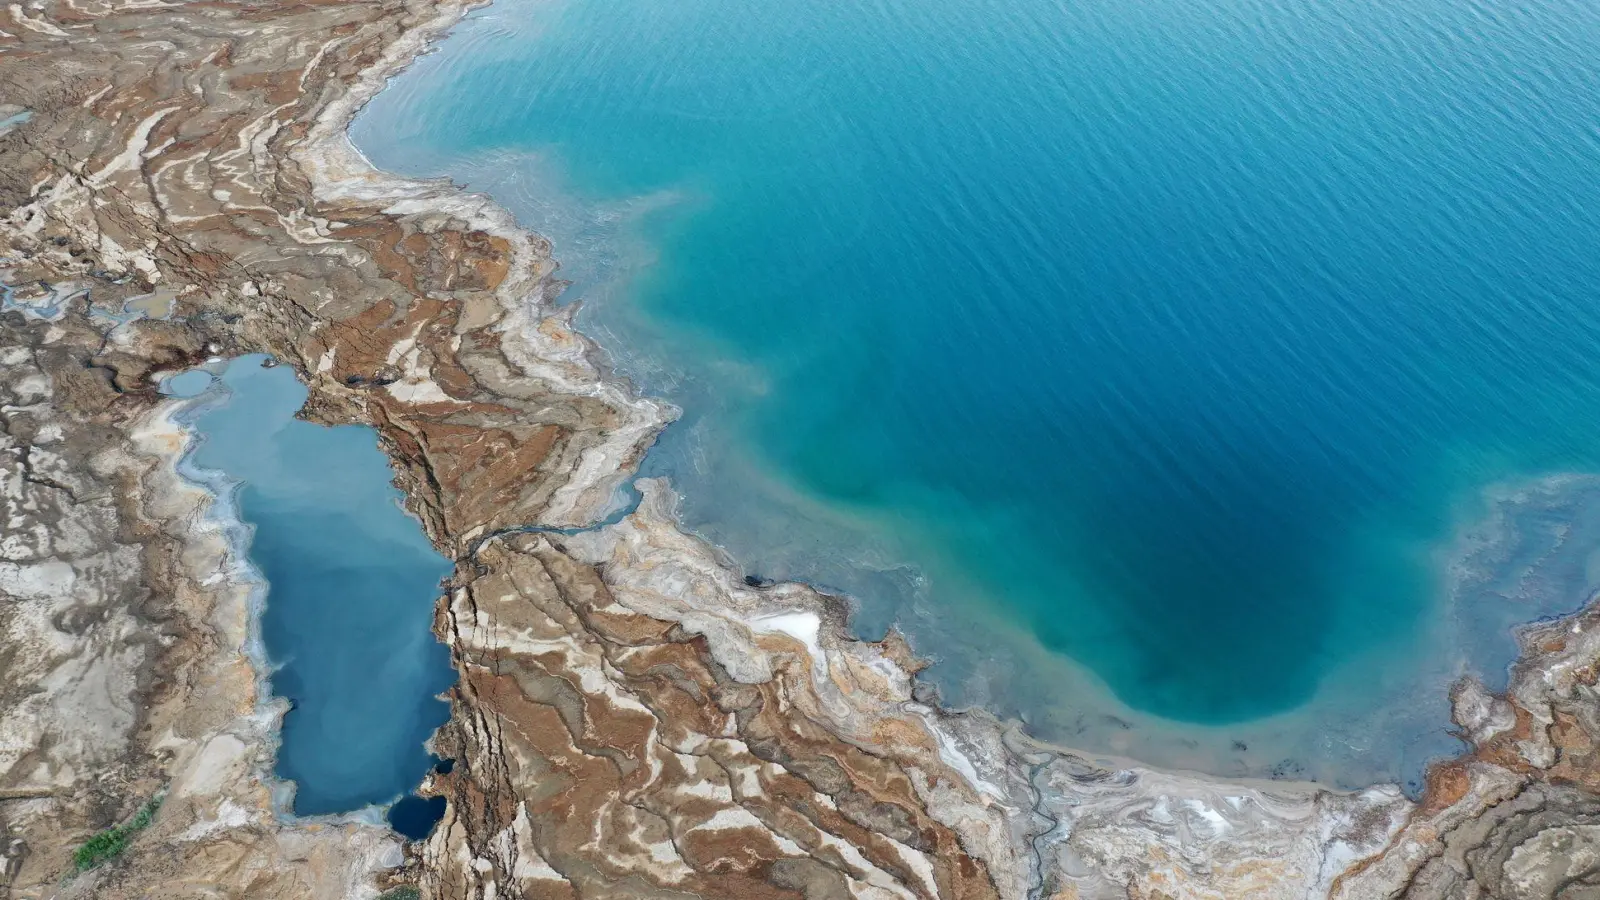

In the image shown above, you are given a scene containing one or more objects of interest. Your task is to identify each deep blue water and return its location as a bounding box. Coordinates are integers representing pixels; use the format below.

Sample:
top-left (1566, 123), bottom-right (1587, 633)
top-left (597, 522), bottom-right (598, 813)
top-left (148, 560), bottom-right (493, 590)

top-left (177, 357), bottom-right (455, 815)
top-left (388, 795), bottom-right (449, 839)
top-left (356, 0), bottom-right (1600, 786)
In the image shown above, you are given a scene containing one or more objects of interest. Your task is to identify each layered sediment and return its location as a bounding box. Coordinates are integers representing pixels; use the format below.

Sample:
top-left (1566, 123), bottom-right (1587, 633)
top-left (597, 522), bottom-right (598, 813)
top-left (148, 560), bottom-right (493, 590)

top-left (1, 0), bottom-right (1598, 897)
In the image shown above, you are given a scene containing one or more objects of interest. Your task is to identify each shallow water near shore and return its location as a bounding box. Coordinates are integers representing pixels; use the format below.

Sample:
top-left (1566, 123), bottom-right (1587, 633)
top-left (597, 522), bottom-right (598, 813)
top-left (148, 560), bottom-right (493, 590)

top-left (174, 356), bottom-right (455, 815)
top-left (357, 0), bottom-right (1600, 789)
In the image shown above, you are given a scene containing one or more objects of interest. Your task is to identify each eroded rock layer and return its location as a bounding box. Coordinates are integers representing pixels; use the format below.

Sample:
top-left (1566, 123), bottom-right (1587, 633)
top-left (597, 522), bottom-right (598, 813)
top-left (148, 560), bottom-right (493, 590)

top-left (427, 530), bottom-right (1003, 900)
top-left (2, 0), bottom-right (1599, 897)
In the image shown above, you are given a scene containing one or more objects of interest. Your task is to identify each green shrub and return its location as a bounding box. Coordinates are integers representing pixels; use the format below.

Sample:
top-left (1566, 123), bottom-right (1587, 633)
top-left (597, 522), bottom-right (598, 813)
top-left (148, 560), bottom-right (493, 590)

top-left (377, 888), bottom-right (421, 900)
top-left (72, 796), bottom-right (162, 873)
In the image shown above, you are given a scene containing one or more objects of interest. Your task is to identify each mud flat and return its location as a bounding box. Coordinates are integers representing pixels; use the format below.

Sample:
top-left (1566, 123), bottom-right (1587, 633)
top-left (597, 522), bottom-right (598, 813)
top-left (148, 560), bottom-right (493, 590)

top-left (2, 0), bottom-right (1599, 897)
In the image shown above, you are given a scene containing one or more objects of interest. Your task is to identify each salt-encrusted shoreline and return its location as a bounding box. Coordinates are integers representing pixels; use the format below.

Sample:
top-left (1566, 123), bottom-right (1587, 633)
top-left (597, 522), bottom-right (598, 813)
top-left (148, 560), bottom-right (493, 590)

top-left (159, 370), bottom-right (300, 816)
top-left (294, 0), bottom-right (678, 534)
top-left (4, 0), bottom-right (1600, 894)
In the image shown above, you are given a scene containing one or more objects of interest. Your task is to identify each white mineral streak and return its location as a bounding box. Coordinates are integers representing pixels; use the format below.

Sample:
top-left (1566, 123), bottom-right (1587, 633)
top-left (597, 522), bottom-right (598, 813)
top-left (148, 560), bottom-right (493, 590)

top-left (85, 107), bottom-right (178, 188)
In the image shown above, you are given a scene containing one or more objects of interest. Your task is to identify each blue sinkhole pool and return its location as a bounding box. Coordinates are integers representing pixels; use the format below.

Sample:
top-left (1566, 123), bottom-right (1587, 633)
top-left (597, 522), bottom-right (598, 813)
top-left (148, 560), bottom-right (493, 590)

top-left (171, 356), bottom-right (456, 816)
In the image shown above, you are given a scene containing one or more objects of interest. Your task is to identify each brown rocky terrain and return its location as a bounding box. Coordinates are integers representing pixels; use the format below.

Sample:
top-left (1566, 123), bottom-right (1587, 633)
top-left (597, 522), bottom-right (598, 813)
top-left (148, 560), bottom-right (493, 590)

top-left (1, 0), bottom-right (1599, 897)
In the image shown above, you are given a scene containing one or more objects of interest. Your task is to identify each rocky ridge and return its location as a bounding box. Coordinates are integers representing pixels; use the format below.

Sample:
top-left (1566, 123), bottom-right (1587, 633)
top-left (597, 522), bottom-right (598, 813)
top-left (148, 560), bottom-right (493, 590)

top-left (1, 0), bottom-right (1598, 897)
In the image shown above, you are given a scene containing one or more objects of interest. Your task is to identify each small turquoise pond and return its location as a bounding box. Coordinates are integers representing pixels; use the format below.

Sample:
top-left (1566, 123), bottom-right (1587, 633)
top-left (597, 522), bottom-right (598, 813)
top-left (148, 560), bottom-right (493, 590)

top-left (173, 356), bottom-right (455, 816)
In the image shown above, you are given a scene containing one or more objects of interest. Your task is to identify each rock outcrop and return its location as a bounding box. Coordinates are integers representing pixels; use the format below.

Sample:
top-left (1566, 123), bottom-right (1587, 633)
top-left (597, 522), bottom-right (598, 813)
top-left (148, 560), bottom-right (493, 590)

top-left (2, 0), bottom-right (1599, 897)
top-left (1334, 608), bottom-right (1600, 900)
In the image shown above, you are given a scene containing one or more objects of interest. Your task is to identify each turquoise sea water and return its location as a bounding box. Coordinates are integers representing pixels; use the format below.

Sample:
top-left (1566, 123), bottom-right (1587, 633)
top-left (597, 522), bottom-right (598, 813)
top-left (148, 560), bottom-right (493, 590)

top-left (357, 0), bottom-right (1600, 788)
top-left (174, 358), bottom-right (455, 815)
